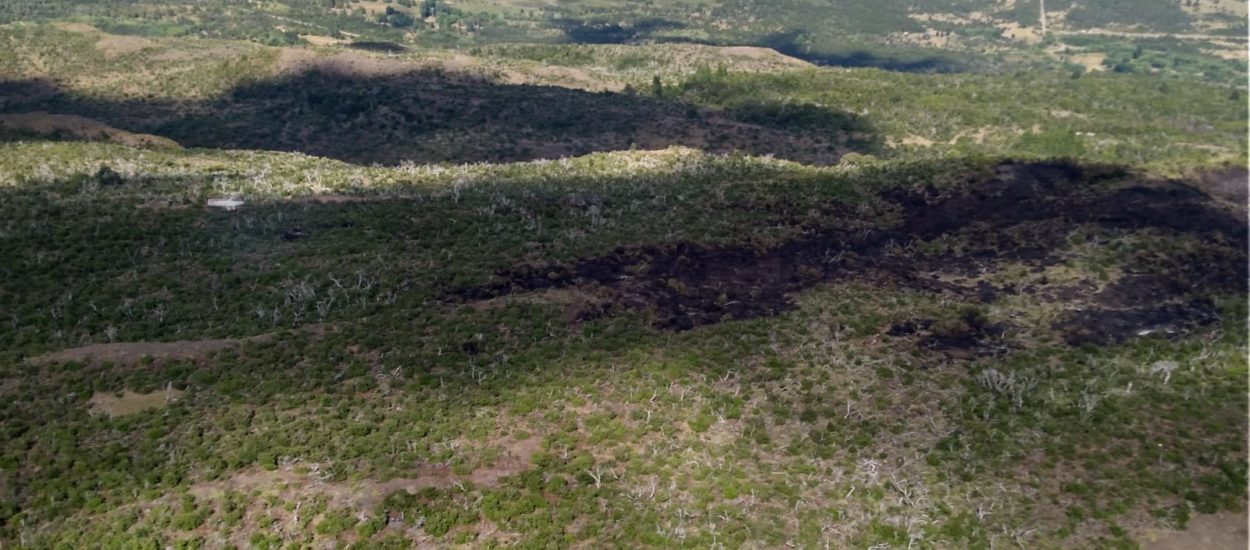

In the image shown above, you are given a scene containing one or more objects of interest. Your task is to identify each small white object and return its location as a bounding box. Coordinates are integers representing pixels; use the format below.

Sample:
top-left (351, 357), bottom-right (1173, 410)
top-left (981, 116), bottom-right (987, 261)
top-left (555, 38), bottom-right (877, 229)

top-left (1149, 361), bottom-right (1179, 384)
top-left (207, 197), bottom-right (245, 211)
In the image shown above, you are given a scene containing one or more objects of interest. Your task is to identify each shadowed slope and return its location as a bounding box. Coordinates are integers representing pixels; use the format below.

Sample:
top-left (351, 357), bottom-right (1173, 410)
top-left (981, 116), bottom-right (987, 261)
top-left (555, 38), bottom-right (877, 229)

top-left (0, 69), bottom-right (876, 165)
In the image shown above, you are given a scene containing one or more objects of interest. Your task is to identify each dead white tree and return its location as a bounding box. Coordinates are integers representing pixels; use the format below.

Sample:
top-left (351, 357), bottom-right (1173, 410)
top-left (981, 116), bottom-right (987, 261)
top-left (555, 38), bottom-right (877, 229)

top-left (1040, 0), bottom-right (1048, 37)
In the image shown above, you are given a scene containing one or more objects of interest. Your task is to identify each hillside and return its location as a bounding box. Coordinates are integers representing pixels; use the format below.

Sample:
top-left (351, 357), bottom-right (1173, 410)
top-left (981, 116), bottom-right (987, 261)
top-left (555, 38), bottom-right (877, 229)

top-left (1, 0), bottom-right (1246, 76)
top-left (0, 4), bottom-right (1247, 550)
top-left (1, 24), bottom-right (1244, 169)
top-left (1, 141), bottom-right (1246, 548)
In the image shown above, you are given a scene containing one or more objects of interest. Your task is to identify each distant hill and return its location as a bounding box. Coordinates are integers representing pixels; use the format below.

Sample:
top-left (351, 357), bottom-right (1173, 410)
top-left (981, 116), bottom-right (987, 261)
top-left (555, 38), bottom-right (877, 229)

top-left (1, 0), bottom-right (1244, 72)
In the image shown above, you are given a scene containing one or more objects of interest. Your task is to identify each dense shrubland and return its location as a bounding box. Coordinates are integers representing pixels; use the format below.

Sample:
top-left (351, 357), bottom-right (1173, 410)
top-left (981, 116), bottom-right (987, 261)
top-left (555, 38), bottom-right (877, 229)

top-left (0, 141), bottom-right (1246, 547)
top-left (0, 4), bottom-right (1246, 547)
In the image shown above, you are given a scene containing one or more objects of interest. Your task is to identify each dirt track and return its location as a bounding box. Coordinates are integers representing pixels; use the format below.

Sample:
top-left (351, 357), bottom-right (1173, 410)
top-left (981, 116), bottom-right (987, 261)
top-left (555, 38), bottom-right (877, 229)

top-left (1054, 29), bottom-right (1248, 42)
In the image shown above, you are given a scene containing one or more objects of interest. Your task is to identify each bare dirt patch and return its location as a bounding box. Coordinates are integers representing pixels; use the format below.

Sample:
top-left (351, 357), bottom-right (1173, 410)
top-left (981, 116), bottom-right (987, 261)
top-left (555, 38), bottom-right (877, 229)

top-left (28, 323), bottom-right (338, 366)
top-left (1182, 0), bottom-right (1248, 32)
top-left (95, 35), bottom-right (156, 57)
top-left (527, 64), bottom-right (611, 91)
top-left (1138, 511), bottom-right (1248, 550)
top-left (899, 134), bottom-right (936, 147)
top-left (896, 127), bottom-right (995, 148)
top-left (719, 46), bottom-right (809, 67)
top-left (452, 162), bottom-right (1247, 345)
top-left (149, 45), bottom-right (243, 63)
top-left (88, 388), bottom-right (184, 417)
top-left (1068, 52), bottom-right (1108, 72)
top-left (29, 338), bottom-right (244, 366)
top-left (471, 436), bottom-right (542, 487)
top-left (300, 34), bottom-right (350, 46)
top-left (719, 46), bottom-right (771, 59)
top-left (190, 436), bottom-right (542, 511)
top-left (999, 21), bottom-right (1044, 44)
top-left (52, 22), bottom-right (100, 34)
top-left (0, 112), bottom-right (179, 149)
top-left (442, 53), bottom-right (476, 72)
top-left (1201, 44), bottom-right (1248, 61)
top-left (175, 434), bottom-right (540, 548)
top-left (273, 49), bottom-right (483, 80)
top-left (275, 49), bottom-right (502, 84)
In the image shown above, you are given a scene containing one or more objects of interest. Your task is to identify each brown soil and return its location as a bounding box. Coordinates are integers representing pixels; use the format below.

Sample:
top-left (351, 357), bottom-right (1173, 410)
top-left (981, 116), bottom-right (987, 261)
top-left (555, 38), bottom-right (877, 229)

top-left (274, 49), bottom-right (416, 78)
top-left (274, 49), bottom-right (487, 80)
top-left (190, 436), bottom-right (541, 511)
top-left (95, 35), bottom-right (156, 57)
top-left (1068, 52), bottom-right (1108, 71)
top-left (1138, 511), bottom-right (1248, 550)
top-left (526, 64), bottom-right (613, 91)
top-left (176, 434), bottom-right (540, 548)
top-left (28, 324), bottom-right (336, 366)
top-left (469, 436), bottom-right (542, 487)
top-left (300, 34), bottom-right (350, 47)
top-left (28, 338), bottom-right (244, 366)
top-left (148, 45), bottom-right (243, 63)
top-left (0, 112), bottom-right (179, 149)
top-left (88, 388), bottom-right (184, 417)
top-left (452, 161), bottom-right (1247, 348)
top-left (719, 46), bottom-right (810, 66)
top-left (52, 22), bottom-right (100, 34)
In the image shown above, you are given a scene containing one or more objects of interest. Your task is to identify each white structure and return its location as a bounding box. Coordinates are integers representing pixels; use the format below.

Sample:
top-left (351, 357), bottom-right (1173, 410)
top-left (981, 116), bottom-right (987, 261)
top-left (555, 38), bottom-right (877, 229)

top-left (206, 197), bottom-right (245, 211)
top-left (1040, 0), bottom-right (1047, 37)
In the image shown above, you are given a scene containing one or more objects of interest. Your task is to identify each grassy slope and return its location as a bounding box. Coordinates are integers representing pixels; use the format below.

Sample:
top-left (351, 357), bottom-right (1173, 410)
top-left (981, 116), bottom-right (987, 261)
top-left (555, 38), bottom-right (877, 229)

top-left (6, 0), bottom-right (1245, 41)
top-left (1, 24), bottom-right (1245, 171)
top-left (2, 0), bottom-right (1247, 79)
top-left (0, 17), bottom-right (1246, 550)
top-left (0, 142), bottom-right (1246, 548)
